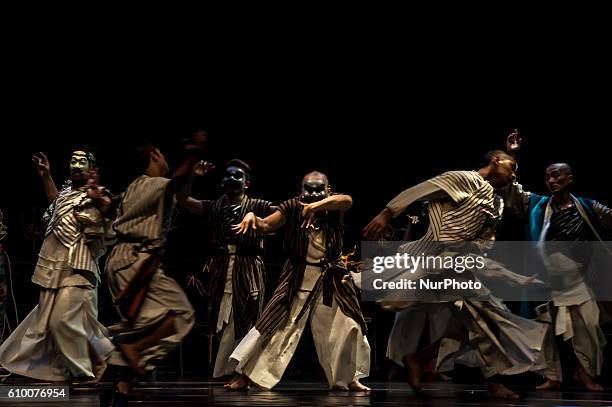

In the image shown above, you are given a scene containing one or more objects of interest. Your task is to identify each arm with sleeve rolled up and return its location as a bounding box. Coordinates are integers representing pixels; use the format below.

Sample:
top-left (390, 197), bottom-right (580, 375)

top-left (501, 128), bottom-right (533, 219)
top-left (308, 194), bottom-right (353, 213)
top-left (167, 156), bottom-right (201, 198)
top-left (233, 210), bottom-right (287, 235)
top-left (32, 153), bottom-right (59, 203)
top-left (300, 194), bottom-right (352, 229)
top-left (40, 173), bottom-right (59, 204)
top-left (176, 171), bottom-right (204, 215)
top-left (167, 134), bottom-right (210, 199)
top-left (235, 195), bottom-right (352, 235)
top-left (176, 160), bottom-right (215, 215)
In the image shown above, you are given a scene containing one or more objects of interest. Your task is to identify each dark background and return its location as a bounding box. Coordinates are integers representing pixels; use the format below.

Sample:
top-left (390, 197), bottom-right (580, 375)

top-left (0, 46), bottom-right (610, 383)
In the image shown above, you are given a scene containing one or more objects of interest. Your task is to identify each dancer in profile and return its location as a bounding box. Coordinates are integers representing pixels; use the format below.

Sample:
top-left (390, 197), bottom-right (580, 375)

top-left (363, 149), bottom-right (547, 399)
top-left (103, 136), bottom-right (206, 404)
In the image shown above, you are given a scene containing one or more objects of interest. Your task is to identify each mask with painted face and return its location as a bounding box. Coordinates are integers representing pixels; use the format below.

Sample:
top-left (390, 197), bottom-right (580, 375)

top-left (300, 177), bottom-right (329, 203)
top-left (69, 150), bottom-right (96, 187)
top-left (70, 150), bottom-right (93, 174)
top-left (222, 166), bottom-right (247, 194)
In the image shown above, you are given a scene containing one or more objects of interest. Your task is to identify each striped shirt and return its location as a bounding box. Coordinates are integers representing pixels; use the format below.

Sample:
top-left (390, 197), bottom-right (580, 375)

top-left (548, 205), bottom-right (592, 241)
top-left (387, 171), bottom-right (502, 245)
top-left (203, 195), bottom-right (274, 338)
top-left (503, 180), bottom-right (612, 240)
top-left (106, 175), bottom-right (173, 273)
top-left (254, 198), bottom-right (367, 337)
top-left (33, 185), bottom-right (108, 287)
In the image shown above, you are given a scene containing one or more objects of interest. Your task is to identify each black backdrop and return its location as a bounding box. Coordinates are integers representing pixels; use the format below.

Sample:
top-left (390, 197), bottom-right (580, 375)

top-left (0, 64), bottom-right (610, 381)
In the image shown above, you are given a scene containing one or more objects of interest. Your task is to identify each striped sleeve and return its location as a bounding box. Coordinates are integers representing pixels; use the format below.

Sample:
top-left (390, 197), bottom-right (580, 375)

top-left (385, 180), bottom-right (448, 218)
top-left (278, 199), bottom-right (299, 228)
top-left (427, 171), bottom-right (482, 204)
top-left (115, 176), bottom-right (170, 238)
top-left (253, 200), bottom-right (274, 218)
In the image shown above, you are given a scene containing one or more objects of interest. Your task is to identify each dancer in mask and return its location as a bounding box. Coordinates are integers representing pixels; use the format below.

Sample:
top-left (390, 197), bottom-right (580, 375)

top-left (177, 159), bottom-right (275, 379)
top-left (226, 171), bottom-right (370, 391)
top-left (0, 148), bottom-right (114, 383)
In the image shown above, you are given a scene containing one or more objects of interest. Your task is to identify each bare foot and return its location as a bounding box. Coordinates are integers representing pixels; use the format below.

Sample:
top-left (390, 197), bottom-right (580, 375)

top-left (575, 368), bottom-right (603, 391)
top-left (224, 374), bottom-right (250, 390)
top-left (222, 374), bottom-right (239, 387)
top-left (348, 379), bottom-right (371, 392)
top-left (535, 379), bottom-right (561, 390)
top-left (116, 380), bottom-right (132, 395)
top-left (119, 343), bottom-right (146, 377)
top-left (486, 382), bottom-right (519, 400)
top-left (402, 354), bottom-right (423, 393)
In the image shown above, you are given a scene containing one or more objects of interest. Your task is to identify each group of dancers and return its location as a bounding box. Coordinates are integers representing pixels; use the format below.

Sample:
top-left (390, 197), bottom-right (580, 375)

top-left (0, 130), bottom-right (609, 404)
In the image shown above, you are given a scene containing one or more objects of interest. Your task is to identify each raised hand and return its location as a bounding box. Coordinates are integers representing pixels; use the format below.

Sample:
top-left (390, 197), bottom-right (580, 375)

top-left (32, 152), bottom-right (51, 178)
top-left (506, 129), bottom-right (523, 155)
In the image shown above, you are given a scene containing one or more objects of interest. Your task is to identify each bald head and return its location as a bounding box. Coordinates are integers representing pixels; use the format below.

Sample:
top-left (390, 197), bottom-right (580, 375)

top-left (546, 163), bottom-right (573, 176)
top-left (303, 171), bottom-right (329, 185)
top-left (545, 163), bottom-right (573, 195)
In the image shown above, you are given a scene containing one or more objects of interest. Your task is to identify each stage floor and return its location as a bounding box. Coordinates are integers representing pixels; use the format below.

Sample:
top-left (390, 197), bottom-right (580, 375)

top-left (1, 380), bottom-right (612, 406)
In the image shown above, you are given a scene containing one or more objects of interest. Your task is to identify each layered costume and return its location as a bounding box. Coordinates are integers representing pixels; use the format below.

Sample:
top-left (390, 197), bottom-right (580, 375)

top-left (384, 171), bottom-right (547, 378)
top-left (105, 175), bottom-right (194, 370)
top-left (200, 195), bottom-right (274, 377)
top-left (230, 198), bottom-right (370, 389)
top-left (0, 182), bottom-right (114, 380)
top-left (504, 180), bottom-right (612, 381)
